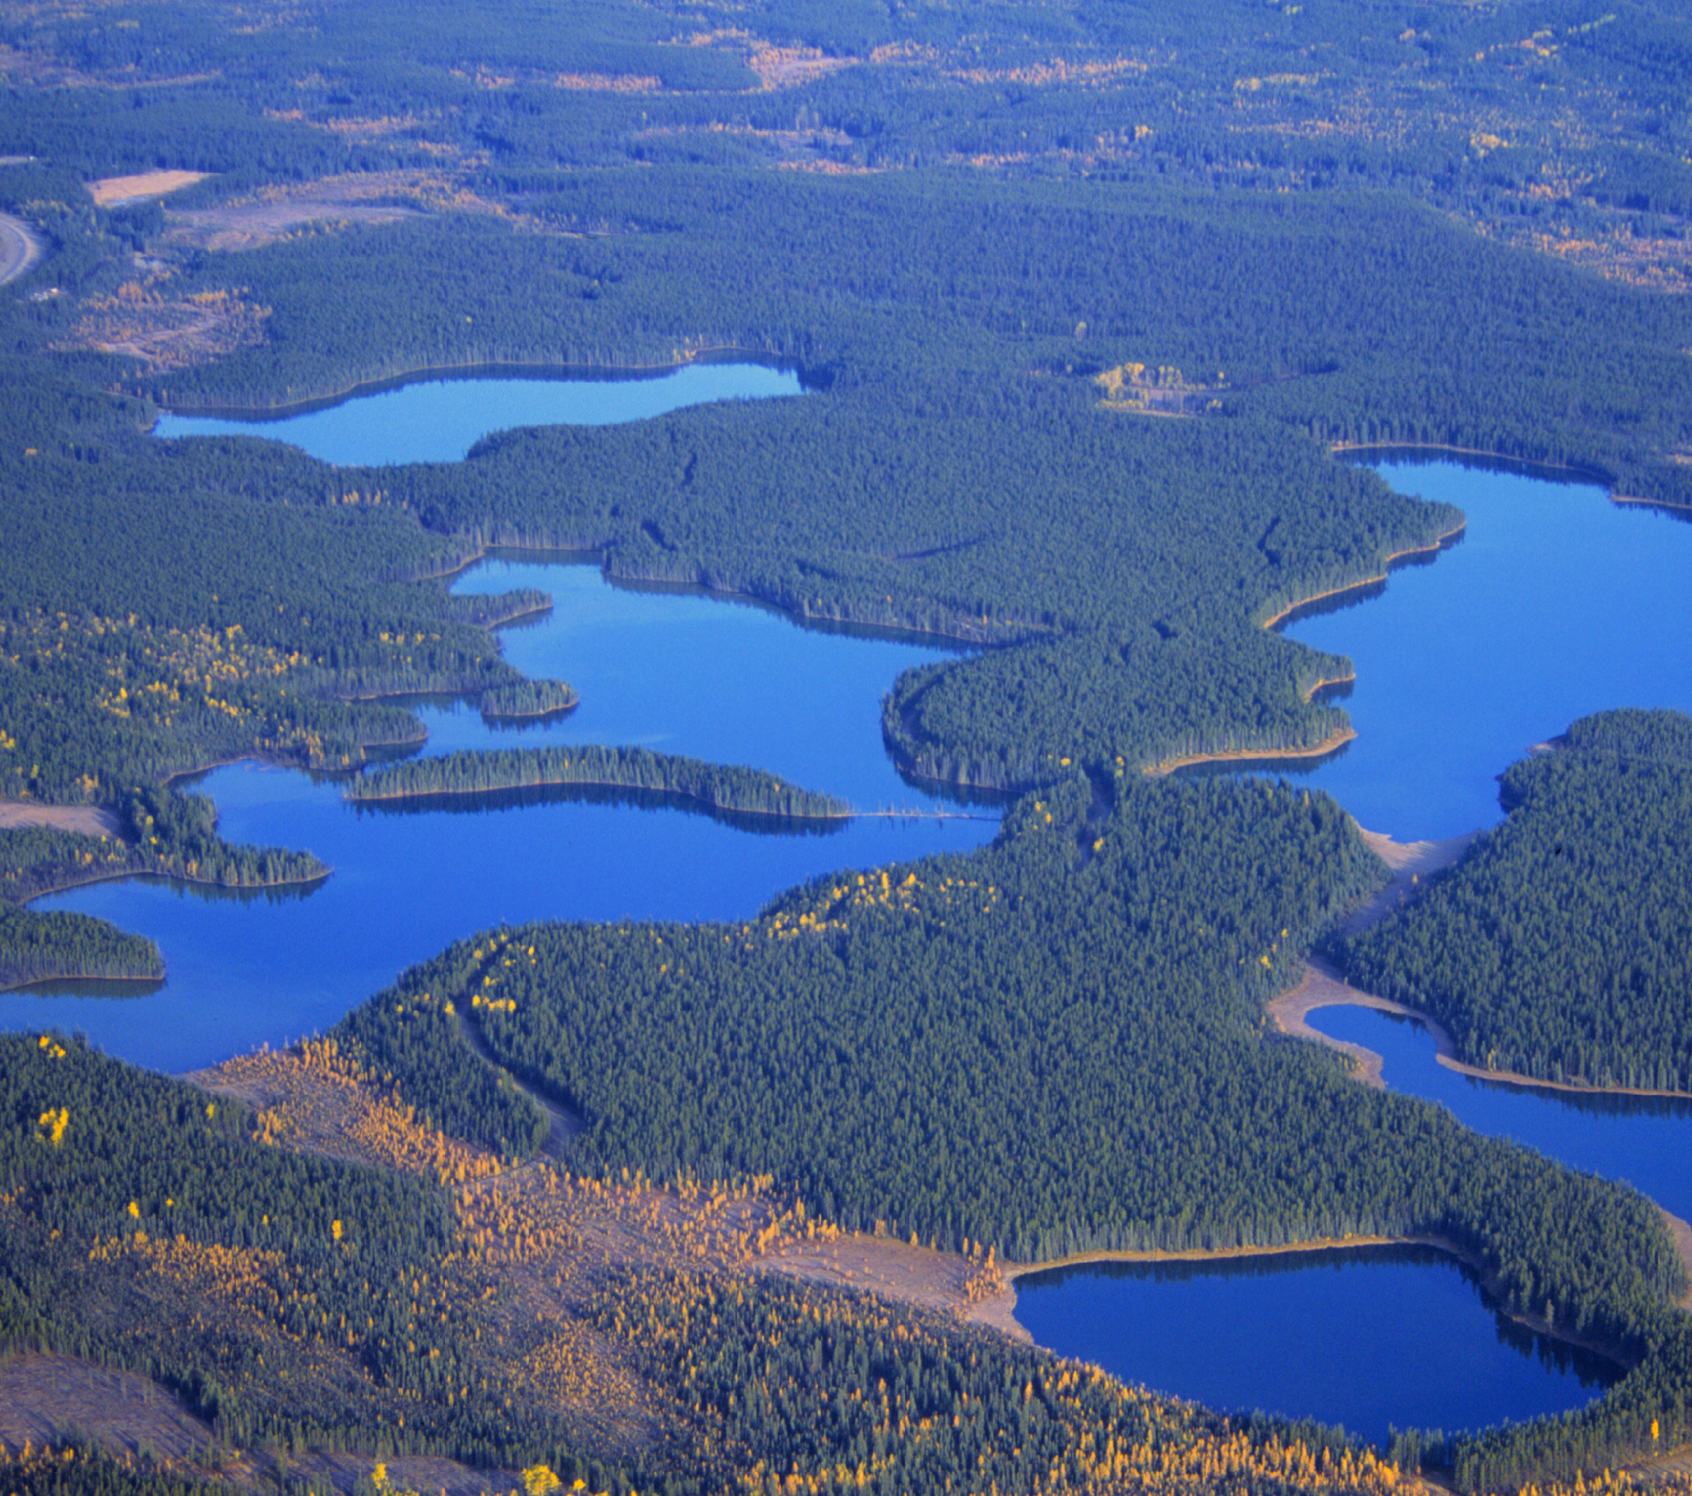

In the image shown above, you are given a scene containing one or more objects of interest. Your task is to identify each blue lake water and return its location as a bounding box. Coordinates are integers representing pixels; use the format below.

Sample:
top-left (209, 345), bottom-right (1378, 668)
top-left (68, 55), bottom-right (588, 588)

top-left (1013, 1246), bottom-right (1617, 1449)
top-left (1282, 460), bottom-right (1692, 842)
top-left (153, 362), bottom-right (802, 466)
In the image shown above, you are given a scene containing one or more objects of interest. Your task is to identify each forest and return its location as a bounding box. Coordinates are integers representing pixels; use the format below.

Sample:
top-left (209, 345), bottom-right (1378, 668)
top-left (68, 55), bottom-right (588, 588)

top-left (4, 0), bottom-right (1692, 1489)
top-left (336, 770), bottom-right (1692, 1490)
top-left (1331, 710), bottom-right (1692, 1094)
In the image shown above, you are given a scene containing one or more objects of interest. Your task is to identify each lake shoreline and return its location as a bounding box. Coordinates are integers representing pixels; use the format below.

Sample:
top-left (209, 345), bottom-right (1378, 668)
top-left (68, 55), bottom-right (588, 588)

top-left (1259, 520), bottom-right (1469, 632)
top-left (346, 774), bottom-right (856, 820)
top-left (20, 862), bottom-right (332, 908)
top-left (0, 964), bottom-right (164, 995)
top-left (1330, 441), bottom-right (1611, 486)
top-left (1271, 960), bottom-right (1692, 1105)
top-left (149, 345), bottom-right (793, 418)
top-left (1142, 727), bottom-right (1357, 778)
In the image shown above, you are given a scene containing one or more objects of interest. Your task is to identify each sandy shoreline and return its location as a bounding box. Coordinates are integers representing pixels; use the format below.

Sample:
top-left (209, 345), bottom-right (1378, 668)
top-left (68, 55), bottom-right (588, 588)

top-left (1259, 520), bottom-right (1468, 632)
top-left (1142, 726), bottom-right (1356, 778)
top-left (1272, 952), bottom-right (1692, 1105)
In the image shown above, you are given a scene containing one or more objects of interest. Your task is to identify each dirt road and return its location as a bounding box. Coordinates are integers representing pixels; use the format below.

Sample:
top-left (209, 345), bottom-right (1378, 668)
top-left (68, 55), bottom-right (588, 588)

top-left (0, 212), bottom-right (44, 286)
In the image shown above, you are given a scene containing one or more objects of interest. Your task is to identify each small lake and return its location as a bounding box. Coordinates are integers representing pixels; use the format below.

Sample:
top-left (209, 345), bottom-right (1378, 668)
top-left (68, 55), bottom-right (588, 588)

top-left (1013, 1245), bottom-right (1618, 1448)
top-left (1281, 460), bottom-right (1692, 842)
top-left (153, 361), bottom-right (802, 465)
top-left (1024, 458), bottom-right (1692, 1441)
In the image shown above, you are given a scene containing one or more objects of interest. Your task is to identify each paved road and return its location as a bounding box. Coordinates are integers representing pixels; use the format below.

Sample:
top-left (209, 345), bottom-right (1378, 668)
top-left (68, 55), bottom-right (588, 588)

top-left (0, 213), bottom-right (44, 286)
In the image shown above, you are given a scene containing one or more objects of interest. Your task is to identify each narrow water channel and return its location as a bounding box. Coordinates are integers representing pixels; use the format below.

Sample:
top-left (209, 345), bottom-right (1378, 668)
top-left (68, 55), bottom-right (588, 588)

top-left (1305, 1005), bottom-right (1692, 1229)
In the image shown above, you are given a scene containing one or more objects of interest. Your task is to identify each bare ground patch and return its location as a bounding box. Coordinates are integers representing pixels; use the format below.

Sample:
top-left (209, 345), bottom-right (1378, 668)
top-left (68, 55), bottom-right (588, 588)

top-left (0, 799), bottom-right (121, 837)
top-left (0, 1353), bottom-right (214, 1463)
top-left (161, 172), bottom-right (510, 254)
top-left (760, 1233), bottom-right (1012, 1337)
top-left (0, 1352), bottom-right (520, 1496)
top-left (1339, 825), bottom-right (1483, 937)
top-left (167, 199), bottom-right (422, 254)
top-left (1666, 1213), bottom-right (1692, 1313)
top-left (58, 286), bottom-right (270, 373)
top-left (748, 43), bottom-right (857, 89)
top-left (87, 171), bottom-right (208, 209)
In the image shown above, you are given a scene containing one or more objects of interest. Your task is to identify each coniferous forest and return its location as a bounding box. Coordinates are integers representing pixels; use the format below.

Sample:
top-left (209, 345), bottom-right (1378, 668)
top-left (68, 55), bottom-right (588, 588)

top-left (4, 0), bottom-right (1692, 1491)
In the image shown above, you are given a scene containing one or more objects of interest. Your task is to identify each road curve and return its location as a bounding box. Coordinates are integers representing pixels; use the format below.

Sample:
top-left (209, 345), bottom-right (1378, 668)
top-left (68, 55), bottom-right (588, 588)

top-left (0, 213), bottom-right (45, 286)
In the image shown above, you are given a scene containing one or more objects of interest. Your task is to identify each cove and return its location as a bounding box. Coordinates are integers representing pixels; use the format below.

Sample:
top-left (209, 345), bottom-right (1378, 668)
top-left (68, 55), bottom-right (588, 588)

top-left (153, 361), bottom-right (802, 466)
top-left (1013, 1246), bottom-right (1618, 1449)
top-left (1022, 459), bottom-right (1692, 1442)
top-left (0, 558), bottom-right (997, 1073)
top-left (1280, 460), bottom-right (1692, 842)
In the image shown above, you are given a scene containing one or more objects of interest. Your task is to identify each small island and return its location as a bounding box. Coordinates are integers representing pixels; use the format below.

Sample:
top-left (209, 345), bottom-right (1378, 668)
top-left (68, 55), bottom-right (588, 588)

top-left (479, 677), bottom-right (579, 725)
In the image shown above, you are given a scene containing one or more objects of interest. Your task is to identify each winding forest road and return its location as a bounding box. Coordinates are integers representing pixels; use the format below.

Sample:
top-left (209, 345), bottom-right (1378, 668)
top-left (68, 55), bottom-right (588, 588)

top-left (0, 212), bottom-right (44, 286)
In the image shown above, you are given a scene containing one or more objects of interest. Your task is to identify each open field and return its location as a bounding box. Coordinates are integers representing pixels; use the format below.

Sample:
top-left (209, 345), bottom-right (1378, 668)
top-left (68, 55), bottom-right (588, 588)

top-left (86, 171), bottom-right (207, 208)
top-left (0, 799), bottom-right (121, 837)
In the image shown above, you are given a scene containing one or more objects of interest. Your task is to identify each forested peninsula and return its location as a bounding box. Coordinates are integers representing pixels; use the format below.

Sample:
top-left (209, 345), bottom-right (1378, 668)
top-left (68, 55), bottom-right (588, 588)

top-left (478, 679), bottom-right (577, 725)
top-left (5, 0), bottom-right (1692, 1491)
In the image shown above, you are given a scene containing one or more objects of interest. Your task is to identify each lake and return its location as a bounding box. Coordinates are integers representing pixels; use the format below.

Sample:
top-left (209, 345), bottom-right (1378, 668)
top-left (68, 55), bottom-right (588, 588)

top-left (1013, 1245), bottom-right (1618, 1450)
top-left (153, 361), bottom-right (803, 466)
